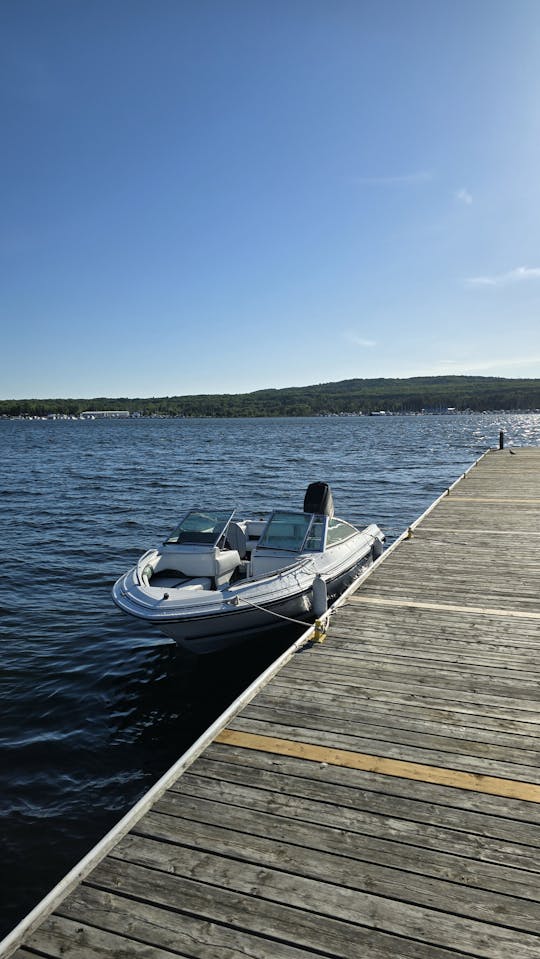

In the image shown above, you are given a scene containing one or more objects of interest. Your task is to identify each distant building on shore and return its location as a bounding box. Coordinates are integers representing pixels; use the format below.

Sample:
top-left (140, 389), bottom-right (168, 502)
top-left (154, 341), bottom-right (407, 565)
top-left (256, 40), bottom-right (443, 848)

top-left (79, 410), bottom-right (130, 419)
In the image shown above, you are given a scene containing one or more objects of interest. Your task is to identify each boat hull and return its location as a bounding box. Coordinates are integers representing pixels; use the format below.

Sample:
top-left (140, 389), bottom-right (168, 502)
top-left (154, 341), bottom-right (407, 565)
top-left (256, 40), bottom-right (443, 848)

top-left (158, 589), bottom-right (313, 653)
top-left (116, 549), bottom-right (373, 654)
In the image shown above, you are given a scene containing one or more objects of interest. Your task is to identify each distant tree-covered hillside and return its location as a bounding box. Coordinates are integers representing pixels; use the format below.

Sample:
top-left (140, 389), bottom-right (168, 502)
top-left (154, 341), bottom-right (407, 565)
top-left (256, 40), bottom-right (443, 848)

top-left (2, 375), bottom-right (540, 417)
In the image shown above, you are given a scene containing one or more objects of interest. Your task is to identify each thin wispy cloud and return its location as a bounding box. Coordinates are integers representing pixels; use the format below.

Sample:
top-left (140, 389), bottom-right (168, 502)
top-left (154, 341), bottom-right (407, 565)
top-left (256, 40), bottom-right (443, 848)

top-left (353, 171), bottom-right (433, 186)
top-left (433, 356), bottom-right (540, 374)
top-left (397, 356), bottom-right (540, 377)
top-left (466, 266), bottom-right (540, 287)
top-left (455, 188), bottom-right (472, 205)
top-left (345, 333), bottom-right (377, 347)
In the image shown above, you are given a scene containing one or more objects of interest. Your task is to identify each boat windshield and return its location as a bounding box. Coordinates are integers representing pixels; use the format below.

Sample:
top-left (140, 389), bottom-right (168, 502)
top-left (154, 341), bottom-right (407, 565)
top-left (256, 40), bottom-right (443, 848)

top-left (257, 511), bottom-right (325, 552)
top-left (165, 509), bottom-right (235, 546)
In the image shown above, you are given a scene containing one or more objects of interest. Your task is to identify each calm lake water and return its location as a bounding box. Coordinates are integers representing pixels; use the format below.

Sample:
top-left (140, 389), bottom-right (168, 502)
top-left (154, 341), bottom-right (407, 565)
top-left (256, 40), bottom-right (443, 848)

top-left (1, 412), bottom-right (539, 937)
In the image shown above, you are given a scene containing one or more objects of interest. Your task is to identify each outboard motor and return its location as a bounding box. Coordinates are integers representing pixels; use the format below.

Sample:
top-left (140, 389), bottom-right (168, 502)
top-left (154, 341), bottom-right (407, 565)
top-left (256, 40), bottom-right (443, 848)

top-left (304, 482), bottom-right (334, 517)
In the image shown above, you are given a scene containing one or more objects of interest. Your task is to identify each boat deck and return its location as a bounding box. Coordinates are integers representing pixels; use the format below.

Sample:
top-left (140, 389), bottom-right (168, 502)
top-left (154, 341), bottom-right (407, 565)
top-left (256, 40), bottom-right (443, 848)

top-left (3, 447), bottom-right (540, 958)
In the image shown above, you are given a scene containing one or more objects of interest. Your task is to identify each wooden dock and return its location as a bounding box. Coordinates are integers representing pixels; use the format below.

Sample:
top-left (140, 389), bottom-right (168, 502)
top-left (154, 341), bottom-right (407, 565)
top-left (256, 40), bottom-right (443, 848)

top-left (2, 447), bottom-right (540, 958)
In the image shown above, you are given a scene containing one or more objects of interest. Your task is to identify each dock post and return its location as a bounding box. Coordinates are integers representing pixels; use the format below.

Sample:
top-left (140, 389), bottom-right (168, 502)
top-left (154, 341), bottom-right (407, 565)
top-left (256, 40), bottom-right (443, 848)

top-left (499, 429), bottom-right (504, 449)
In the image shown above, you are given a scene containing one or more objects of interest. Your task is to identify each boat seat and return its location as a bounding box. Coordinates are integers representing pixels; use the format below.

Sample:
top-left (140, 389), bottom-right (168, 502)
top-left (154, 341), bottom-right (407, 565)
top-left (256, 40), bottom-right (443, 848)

top-left (226, 521), bottom-right (248, 559)
top-left (245, 520), bottom-right (267, 539)
top-left (214, 548), bottom-right (241, 587)
top-left (158, 545), bottom-right (239, 583)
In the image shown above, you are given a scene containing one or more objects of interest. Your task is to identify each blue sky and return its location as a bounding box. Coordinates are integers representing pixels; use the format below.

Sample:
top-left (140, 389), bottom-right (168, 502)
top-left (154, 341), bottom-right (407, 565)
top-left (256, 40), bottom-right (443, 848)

top-left (1, 0), bottom-right (540, 398)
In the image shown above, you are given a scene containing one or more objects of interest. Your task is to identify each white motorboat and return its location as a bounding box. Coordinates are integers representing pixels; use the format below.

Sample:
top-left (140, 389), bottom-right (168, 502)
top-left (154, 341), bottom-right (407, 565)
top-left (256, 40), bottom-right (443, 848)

top-left (112, 483), bottom-right (384, 653)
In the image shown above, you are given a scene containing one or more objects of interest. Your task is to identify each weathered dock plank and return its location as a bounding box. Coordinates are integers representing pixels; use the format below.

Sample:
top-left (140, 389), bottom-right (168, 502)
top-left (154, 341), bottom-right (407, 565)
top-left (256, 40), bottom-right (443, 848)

top-left (2, 447), bottom-right (540, 959)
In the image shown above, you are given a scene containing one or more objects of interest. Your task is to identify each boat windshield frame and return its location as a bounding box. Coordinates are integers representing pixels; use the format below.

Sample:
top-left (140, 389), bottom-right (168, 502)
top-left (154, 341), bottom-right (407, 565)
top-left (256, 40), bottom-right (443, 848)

top-left (256, 510), bottom-right (327, 553)
top-left (164, 509), bottom-right (236, 547)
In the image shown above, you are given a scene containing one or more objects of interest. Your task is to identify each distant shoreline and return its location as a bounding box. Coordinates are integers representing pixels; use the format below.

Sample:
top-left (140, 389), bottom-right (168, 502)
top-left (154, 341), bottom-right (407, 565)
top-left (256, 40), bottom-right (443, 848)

top-left (2, 375), bottom-right (540, 418)
top-left (3, 409), bottom-right (540, 422)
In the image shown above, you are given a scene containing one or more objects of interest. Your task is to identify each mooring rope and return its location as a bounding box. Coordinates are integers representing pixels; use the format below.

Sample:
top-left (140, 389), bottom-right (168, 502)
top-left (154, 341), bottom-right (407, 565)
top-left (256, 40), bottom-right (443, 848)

top-left (228, 592), bottom-right (318, 627)
top-left (228, 593), bottom-right (330, 643)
